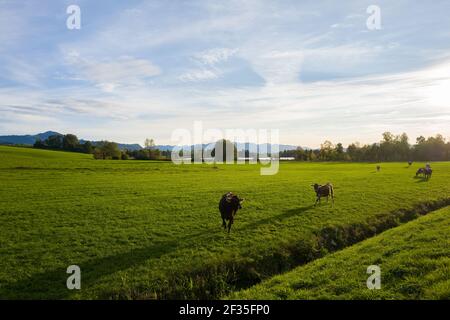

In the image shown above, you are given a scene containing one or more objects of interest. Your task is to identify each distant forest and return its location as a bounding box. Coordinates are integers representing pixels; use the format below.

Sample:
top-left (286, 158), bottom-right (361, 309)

top-left (33, 132), bottom-right (450, 162)
top-left (33, 134), bottom-right (164, 160)
top-left (281, 132), bottom-right (450, 162)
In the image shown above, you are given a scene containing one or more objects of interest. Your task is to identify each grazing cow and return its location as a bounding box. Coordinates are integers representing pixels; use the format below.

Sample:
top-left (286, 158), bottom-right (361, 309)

top-left (219, 192), bottom-right (244, 233)
top-left (376, 165), bottom-right (381, 172)
top-left (312, 183), bottom-right (334, 206)
top-left (424, 167), bottom-right (433, 179)
top-left (416, 168), bottom-right (425, 177)
top-left (416, 167), bottom-right (432, 179)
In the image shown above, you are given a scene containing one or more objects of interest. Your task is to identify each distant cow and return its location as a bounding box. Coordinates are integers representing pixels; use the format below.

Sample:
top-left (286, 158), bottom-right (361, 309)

top-left (425, 167), bottom-right (433, 179)
top-left (408, 161), bottom-right (413, 166)
top-left (312, 183), bottom-right (334, 206)
top-left (219, 192), bottom-right (244, 233)
top-left (376, 165), bottom-right (381, 172)
top-left (416, 167), bottom-right (432, 179)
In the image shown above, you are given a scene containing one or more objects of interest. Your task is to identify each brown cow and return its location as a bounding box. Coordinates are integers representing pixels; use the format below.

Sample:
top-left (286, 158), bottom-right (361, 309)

top-left (312, 183), bottom-right (334, 206)
top-left (219, 192), bottom-right (244, 233)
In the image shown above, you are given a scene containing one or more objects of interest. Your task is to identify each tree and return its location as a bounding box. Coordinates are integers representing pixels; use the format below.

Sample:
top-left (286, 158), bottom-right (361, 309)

top-left (46, 134), bottom-right (63, 149)
top-left (319, 140), bottom-right (334, 160)
top-left (416, 136), bottom-right (426, 144)
top-left (334, 143), bottom-right (347, 160)
top-left (33, 139), bottom-right (45, 149)
top-left (82, 141), bottom-right (93, 154)
top-left (63, 134), bottom-right (79, 151)
top-left (144, 138), bottom-right (160, 160)
top-left (347, 142), bottom-right (361, 161)
top-left (382, 132), bottom-right (395, 143)
top-left (413, 134), bottom-right (448, 161)
top-left (378, 132), bottom-right (410, 161)
top-left (33, 133), bottom-right (94, 154)
top-left (397, 132), bottom-right (410, 160)
top-left (94, 141), bottom-right (121, 160)
top-left (144, 138), bottom-right (155, 149)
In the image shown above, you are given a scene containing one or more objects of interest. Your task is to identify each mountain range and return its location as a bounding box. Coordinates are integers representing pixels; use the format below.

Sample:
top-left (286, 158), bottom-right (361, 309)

top-left (0, 131), bottom-right (304, 152)
top-left (0, 131), bottom-right (142, 151)
top-left (0, 131), bottom-right (61, 145)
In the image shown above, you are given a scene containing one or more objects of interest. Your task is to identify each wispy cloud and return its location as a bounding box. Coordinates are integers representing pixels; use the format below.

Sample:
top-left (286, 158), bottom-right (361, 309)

top-left (178, 48), bottom-right (238, 82)
top-left (2, 60), bottom-right (449, 146)
top-left (178, 69), bottom-right (219, 82)
top-left (194, 48), bottom-right (238, 66)
top-left (0, 0), bottom-right (450, 146)
top-left (61, 51), bottom-right (161, 92)
top-left (0, 57), bottom-right (44, 87)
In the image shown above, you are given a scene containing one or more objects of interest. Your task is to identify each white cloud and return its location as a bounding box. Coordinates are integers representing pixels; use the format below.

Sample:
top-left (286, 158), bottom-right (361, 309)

top-left (194, 48), bottom-right (238, 66)
top-left (62, 52), bottom-right (161, 92)
top-left (86, 57), bottom-right (160, 83)
top-left (177, 48), bottom-right (238, 83)
top-left (178, 69), bottom-right (219, 82)
top-left (2, 60), bottom-right (449, 146)
top-left (243, 50), bottom-right (304, 84)
top-left (330, 23), bottom-right (354, 29)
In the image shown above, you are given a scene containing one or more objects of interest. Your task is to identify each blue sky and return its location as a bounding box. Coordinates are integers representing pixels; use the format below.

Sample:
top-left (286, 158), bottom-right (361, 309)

top-left (0, 0), bottom-right (450, 147)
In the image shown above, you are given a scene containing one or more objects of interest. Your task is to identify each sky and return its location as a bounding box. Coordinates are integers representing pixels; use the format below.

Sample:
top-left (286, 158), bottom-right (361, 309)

top-left (0, 0), bottom-right (450, 147)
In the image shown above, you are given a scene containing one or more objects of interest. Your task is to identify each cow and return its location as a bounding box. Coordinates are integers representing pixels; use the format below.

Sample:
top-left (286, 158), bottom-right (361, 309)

top-left (219, 192), bottom-right (244, 233)
top-left (425, 167), bottom-right (433, 179)
top-left (312, 183), bottom-right (334, 206)
top-left (376, 165), bottom-right (381, 172)
top-left (408, 161), bottom-right (413, 167)
top-left (416, 168), bottom-right (425, 177)
top-left (416, 167), bottom-right (432, 179)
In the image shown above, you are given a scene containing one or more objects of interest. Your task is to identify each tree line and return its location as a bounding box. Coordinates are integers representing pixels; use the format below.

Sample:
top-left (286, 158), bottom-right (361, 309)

top-left (281, 132), bottom-right (450, 162)
top-left (34, 132), bottom-right (450, 162)
top-left (33, 134), bottom-right (164, 160)
top-left (34, 134), bottom-right (94, 154)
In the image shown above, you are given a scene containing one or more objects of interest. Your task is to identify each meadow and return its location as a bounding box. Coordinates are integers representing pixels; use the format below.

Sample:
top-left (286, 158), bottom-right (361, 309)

top-left (0, 145), bottom-right (449, 299)
top-left (230, 206), bottom-right (450, 300)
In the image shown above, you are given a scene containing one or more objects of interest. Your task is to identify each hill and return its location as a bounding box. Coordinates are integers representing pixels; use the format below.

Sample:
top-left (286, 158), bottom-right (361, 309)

top-left (0, 131), bottom-right (143, 151)
top-left (0, 131), bottom-right (61, 145)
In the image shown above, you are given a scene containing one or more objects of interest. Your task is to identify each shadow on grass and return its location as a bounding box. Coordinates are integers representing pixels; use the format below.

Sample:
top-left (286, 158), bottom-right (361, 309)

top-left (0, 237), bottom-right (187, 299)
top-left (0, 204), bottom-right (315, 299)
top-left (240, 204), bottom-right (314, 230)
top-left (4, 198), bottom-right (449, 300)
top-left (414, 176), bottom-right (430, 183)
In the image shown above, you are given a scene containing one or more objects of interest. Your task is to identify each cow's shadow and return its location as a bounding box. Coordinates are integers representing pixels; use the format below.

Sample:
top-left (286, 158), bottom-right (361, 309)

top-left (414, 176), bottom-right (430, 183)
top-left (240, 204), bottom-right (315, 231)
top-left (0, 236), bottom-right (194, 299)
top-left (1, 205), bottom-right (315, 299)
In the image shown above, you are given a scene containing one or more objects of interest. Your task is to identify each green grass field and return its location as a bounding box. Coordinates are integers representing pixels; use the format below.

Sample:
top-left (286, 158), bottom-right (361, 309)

top-left (0, 145), bottom-right (449, 299)
top-left (230, 206), bottom-right (450, 300)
